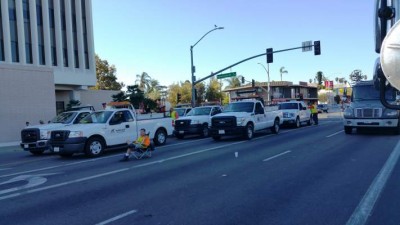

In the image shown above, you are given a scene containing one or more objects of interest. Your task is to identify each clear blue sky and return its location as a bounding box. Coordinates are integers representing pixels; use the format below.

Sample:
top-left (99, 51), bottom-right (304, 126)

top-left (92, 0), bottom-right (376, 88)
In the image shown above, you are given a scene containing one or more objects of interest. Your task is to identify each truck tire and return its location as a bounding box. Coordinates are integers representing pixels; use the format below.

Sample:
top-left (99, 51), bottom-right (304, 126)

top-left (154, 129), bottom-right (167, 145)
top-left (271, 118), bottom-right (280, 134)
top-left (244, 123), bottom-right (254, 140)
top-left (295, 117), bottom-right (301, 128)
top-left (212, 135), bottom-right (221, 141)
top-left (344, 126), bottom-right (352, 134)
top-left (85, 137), bottom-right (105, 157)
top-left (200, 124), bottom-right (209, 138)
top-left (29, 150), bottom-right (44, 155)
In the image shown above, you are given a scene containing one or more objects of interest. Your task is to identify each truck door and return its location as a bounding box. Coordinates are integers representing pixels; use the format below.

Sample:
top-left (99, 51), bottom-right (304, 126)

top-left (107, 110), bottom-right (136, 146)
top-left (254, 102), bottom-right (267, 130)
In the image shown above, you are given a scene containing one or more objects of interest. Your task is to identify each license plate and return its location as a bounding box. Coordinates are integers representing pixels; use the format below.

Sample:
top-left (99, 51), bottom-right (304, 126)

top-left (218, 130), bottom-right (225, 134)
top-left (24, 144), bottom-right (28, 148)
top-left (179, 131), bottom-right (184, 134)
top-left (53, 147), bottom-right (60, 152)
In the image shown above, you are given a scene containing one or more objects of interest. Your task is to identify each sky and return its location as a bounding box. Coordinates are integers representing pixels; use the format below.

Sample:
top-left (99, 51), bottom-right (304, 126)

top-left (92, 0), bottom-right (377, 89)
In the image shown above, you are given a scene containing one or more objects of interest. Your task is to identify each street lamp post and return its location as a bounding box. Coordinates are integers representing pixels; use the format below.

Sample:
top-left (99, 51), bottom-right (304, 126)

top-left (191, 26), bottom-right (224, 107)
top-left (258, 63), bottom-right (271, 103)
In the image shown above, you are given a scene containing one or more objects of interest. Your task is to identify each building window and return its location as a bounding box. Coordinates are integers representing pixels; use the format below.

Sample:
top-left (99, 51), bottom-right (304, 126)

top-left (36, 0), bottom-right (45, 65)
top-left (48, 0), bottom-right (57, 66)
top-left (71, 0), bottom-right (78, 68)
top-left (0, 2), bottom-right (4, 61)
top-left (60, 0), bottom-right (68, 67)
top-left (23, 0), bottom-right (32, 64)
top-left (9, 0), bottom-right (19, 63)
top-left (81, 0), bottom-right (89, 69)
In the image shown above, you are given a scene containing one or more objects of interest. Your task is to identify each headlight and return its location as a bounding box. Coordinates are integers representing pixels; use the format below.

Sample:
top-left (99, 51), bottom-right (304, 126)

top-left (68, 131), bottom-right (83, 138)
top-left (40, 130), bottom-right (50, 139)
top-left (384, 109), bottom-right (399, 117)
top-left (289, 113), bottom-right (295, 118)
top-left (190, 120), bottom-right (200, 125)
top-left (236, 117), bottom-right (246, 126)
top-left (343, 108), bottom-right (354, 118)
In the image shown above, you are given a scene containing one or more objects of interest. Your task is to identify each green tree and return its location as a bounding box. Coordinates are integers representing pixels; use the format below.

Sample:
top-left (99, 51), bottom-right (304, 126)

top-left (111, 91), bottom-right (128, 102)
top-left (92, 54), bottom-right (124, 90)
top-left (135, 72), bottom-right (152, 92)
top-left (126, 85), bottom-right (145, 109)
top-left (66, 100), bottom-right (81, 110)
top-left (316, 71), bottom-right (324, 86)
top-left (205, 78), bottom-right (222, 102)
top-left (349, 69), bottom-right (368, 83)
top-left (195, 82), bottom-right (206, 105)
top-left (279, 67), bottom-right (288, 81)
top-left (225, 77), bottom-right (241, 89)
top-left (146, 79), bottom-right (161, 100)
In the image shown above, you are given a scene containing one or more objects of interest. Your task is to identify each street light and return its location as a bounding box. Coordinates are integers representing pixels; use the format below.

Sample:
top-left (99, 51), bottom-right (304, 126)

top-left (191, 25), bottom-right (224, 107)
top-left (258, 63), bottom-right (271, 103)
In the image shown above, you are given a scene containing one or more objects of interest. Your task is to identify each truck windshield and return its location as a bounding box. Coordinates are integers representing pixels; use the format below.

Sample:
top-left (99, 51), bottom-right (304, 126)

top-left (278, 103), bottom-right (298, 110)
top-left (186, 107), bottom-right (211, 116)
top-left (79, 111), bottom-right (113, 124)
top-left (51, 112), bottom-right (77, 124)
top-left (224, 102), bottom-right (254, 113)
top-left (175, 108), bottom-right (189, 116)
top-left (352, 85), bottom-right (396, 101)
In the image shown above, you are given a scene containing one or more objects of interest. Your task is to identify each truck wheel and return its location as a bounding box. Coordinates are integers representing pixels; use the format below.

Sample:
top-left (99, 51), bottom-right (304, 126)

top-left (295, 117), bottom-right (300, 128)
top-left (245, 124), bottom-right (254, 140)
top-left (200, 125), bottom-right (209, 138)
top-left (29, 150), bottom-right (44, 155)
top-left (212, 135), bottom-right (221, 141)
top-left (271, 119), bottom-right (280, 134)
top-left (176, 133), bottom-right (184, 139)
top-left (344, 126), bottom-right (352, 134)
top-left (85, 137), bottom-right (105, 157)
top-left (154, 129), bottom-right (167, 145)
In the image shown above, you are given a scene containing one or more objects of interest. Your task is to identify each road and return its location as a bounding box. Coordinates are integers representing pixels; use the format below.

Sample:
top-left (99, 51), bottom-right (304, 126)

top-left (0, 113), bottom-right (399, 225)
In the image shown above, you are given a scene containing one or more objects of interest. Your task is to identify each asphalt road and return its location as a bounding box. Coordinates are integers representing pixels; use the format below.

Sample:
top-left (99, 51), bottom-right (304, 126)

top-left (1, 114), bottom-right (400, 225)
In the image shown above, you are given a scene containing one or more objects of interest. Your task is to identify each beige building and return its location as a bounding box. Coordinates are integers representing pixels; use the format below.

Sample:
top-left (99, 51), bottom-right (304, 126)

top-left (0, 0), bottom-right (115, 144)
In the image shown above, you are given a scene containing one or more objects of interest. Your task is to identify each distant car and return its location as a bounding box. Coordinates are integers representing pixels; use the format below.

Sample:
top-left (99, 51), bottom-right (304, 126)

top-left (317, 104), bottom-right (329, 113)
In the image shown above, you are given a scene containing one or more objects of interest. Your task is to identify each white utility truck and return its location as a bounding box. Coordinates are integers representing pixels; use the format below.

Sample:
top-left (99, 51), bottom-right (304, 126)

top-left (209, 100), bottom-right (283, 140)
top-left (49, 108), bottom-right (173, 157)
top-left (278, 101), bottom-right (312, 128)
top-left (20, 106), bottom-right (94, 155)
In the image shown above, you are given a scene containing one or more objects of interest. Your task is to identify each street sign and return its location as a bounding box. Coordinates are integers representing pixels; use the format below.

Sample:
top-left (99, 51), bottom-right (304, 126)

top-left (217, 72), bottom-right (236, 79)
top-left (302, 41), bottom-right (312, 52)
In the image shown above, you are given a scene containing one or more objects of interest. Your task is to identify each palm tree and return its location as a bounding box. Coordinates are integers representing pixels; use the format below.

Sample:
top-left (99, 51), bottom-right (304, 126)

top-left (225, 77), bottom-right (241, 89)
top-left (135, 72), bottom-right (152, 92)
top-left (279, 67), bottom-right (288, 81)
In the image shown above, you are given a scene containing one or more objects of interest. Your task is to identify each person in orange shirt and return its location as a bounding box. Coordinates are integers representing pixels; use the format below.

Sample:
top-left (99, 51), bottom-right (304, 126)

top-left (120, 128), bottom-right (150, 161)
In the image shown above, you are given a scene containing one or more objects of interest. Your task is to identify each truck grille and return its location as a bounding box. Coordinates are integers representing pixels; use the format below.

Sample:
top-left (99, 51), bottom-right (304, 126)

top-left (212, 116), bottom-right (236, 128)
top-left (51, 130), bottom-right (70, 141)
top-left (21, 128), bottom-right (39, 142)
top-left (354, 108), bottom-right (382, 118)
top-left (175, 119), bottom-right (191, 129)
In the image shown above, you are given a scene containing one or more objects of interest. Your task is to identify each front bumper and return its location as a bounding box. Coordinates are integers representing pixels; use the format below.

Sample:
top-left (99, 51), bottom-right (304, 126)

top-left (49, 137), bottom-right (87, 154)
top-left (20, 140), bottom-right (49, 151)
top-left (282, 118), bottom-right (296, 125)
top-left (174, 124), bottom-right (203, 136)
top-left (209, 126), bottom-right (246, 137)
top-left (343, 118), bottom-right (399, 128)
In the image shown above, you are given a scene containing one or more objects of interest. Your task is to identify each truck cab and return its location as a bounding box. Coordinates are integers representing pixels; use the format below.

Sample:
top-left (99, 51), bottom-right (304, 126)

top-left (343, 80), bottom-right (400, 134)
top-left (278, 101), bottom-right (312, 127)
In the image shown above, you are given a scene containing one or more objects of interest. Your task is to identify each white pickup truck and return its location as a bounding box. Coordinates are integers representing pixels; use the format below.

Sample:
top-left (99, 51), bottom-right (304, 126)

top-left (174, 105), bottom-right (223, 138)
top-left (278, 101), bottom-right (312, 128)
top-left (209, 100), bottom-right (283, 140)
top-left (49, 108), bottom-right (173, 157)
top-left (20, 108), bottom-right (93, 155)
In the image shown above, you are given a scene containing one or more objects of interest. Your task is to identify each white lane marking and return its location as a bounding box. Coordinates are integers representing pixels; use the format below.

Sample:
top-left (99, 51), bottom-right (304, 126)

top-left (0, 139), bottom-right (210, 178)
top-left (0, 168), bottom-right (11, 171)
top-left (346, 139), bottom-right (400, 225)
top-left (263, 151), bottom-right (291, 162)
top-left (326, 130), bottom-right (344, 138)
top-left (0, 141), bottom-right (247, 201)
top-left (96, 209), bottom-right (138, 225)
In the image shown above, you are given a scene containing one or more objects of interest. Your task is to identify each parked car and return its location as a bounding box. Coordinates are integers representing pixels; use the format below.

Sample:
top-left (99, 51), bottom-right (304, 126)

top-left (317, 104), bottom-right (329, 113)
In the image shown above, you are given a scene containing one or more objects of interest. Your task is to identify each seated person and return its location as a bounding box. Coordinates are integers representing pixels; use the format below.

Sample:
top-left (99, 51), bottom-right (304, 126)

top-left (120, 128), bottom-right (150, 161)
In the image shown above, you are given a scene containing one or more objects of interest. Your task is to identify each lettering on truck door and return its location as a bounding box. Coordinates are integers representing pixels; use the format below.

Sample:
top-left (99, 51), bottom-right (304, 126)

top-left (254, 102), bottom-right (267, 130)
top-left (107, 110), bottom-right (135, 145)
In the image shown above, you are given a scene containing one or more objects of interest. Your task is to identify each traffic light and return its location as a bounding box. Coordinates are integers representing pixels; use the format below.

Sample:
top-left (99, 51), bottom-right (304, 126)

top-left (314, 41), bottom-right (321, 55)
top-left (252, 79), bottom-right (255, 87)
top-left (177, 93), bottom-right (181, 102)
top-left (266, 48), bottom-right (273, 63)
top-left (241, 76), bottom-right (245, 84)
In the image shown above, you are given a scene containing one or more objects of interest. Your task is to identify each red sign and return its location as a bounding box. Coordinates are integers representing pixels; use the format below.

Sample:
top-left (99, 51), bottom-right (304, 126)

top-left (324, 80), bottom-right (333, 89)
